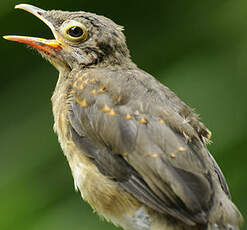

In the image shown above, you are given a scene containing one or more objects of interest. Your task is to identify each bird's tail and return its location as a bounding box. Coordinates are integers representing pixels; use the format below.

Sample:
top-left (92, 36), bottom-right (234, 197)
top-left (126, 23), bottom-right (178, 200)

top-left (204, 151), bottom-right (244, 230)
top-left (206, 186), bottom-right (243, 230)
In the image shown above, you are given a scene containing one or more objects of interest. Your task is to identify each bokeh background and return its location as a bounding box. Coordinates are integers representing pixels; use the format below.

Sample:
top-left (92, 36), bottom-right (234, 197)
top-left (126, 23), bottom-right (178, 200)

top-left (1, 0), bottom-right (247, 229)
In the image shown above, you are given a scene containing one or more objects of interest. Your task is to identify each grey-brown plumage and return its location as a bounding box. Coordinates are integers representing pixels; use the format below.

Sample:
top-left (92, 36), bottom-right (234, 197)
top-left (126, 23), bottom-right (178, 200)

top-left (4, 4), bottom-right (243, 230)
top-left (67, 66), bottom-right (240, 229)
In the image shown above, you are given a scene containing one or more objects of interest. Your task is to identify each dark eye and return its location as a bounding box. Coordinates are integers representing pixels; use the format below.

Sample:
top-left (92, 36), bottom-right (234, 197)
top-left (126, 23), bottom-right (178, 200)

top-left (67, 26), bottom-right (84, 37)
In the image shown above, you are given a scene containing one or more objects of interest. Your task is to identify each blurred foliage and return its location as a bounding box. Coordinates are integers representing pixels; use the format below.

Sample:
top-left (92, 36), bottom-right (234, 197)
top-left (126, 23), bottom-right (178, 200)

top-left (1, 0), bottom-right (247, 229)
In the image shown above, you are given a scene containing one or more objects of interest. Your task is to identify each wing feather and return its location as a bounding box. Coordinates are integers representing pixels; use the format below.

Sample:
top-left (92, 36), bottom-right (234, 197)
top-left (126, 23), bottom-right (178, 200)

top-left (67, 69), bottom-right (229, 225)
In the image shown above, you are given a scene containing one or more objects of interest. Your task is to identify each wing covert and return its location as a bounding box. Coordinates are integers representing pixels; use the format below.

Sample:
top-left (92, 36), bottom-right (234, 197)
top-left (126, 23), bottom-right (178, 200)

top-left (67, 69), bottom-right (220, 225)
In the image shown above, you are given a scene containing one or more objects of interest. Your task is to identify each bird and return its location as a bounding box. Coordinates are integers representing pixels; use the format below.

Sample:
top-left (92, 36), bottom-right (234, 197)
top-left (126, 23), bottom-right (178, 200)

top-left (4, 4), bottom-right (243, 230)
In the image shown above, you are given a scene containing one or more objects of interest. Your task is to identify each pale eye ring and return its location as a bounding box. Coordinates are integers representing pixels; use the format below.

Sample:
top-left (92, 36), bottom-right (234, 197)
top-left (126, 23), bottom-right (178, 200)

top-left (62, 20), bottom-right (88, 42)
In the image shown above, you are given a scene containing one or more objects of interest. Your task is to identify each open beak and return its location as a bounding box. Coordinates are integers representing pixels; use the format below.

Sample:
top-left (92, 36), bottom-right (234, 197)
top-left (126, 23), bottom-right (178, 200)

top-left (3, 4), bottom-right (61, 55)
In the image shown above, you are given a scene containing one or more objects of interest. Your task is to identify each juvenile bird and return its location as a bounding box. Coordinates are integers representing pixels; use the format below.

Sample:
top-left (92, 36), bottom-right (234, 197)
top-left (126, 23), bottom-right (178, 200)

top-left (4, 4), bottom-right (243, 230)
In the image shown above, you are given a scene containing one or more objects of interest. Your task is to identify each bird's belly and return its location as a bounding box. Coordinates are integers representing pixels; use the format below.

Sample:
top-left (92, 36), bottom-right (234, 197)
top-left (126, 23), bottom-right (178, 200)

top-left (59, 136), bottom-right (153, 230)
top-left (56, 136), bottom-right (180, 230)
top-left (52, 106), bottom-right (149, 229)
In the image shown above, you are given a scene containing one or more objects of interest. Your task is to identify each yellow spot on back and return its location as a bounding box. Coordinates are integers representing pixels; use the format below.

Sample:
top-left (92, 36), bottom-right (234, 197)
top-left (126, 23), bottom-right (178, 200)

top-left (170, 153), bottom-right (176, 158)
top-left (78, 77), bottom-right (83, 81)
top-left (124, 114), bottom-right (132, 120)
top-left (139, 118), bottom-right (148, 124)
top-left (160, 119), bottom-right (165, 124)
top-left (82, 73), bottom-right (89, 78)
top-left (75, 97), bottom-right (88, 108)
top-left (90, 79), bottom-right (96, 83)
top-left (75, 72), bottom-right (80, 78)
top-left (178, 147), bottom-right (186, 152)
top-left (90, 89), bottom-right (97, 95)
top-left (79, 85), bottom-right (84, 90)
top-left (122, 152), bottom-right (128, 157)
top-left (108, 109), bottom-right (117, 116)
top-left (73, 81), bottom-right (78, 88)
top-left (98, 87), bottom-right (106, 94)
top-left (82, 79), bottom-right (89, 85)
top-left (70, 72), bottom-right (79, 79)
top-left (101, 105), bottom-right (111, 113)
top-left (151, 154), bottom-right (158, 158)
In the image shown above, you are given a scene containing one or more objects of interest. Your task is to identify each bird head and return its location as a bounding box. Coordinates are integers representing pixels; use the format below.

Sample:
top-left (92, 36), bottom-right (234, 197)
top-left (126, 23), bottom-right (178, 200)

top-left (4, 4), bottom-right (130, 71)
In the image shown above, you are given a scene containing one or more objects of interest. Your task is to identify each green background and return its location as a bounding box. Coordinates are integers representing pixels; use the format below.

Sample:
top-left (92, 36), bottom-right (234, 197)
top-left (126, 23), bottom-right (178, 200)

top-left (1, 0), bottom-right (246, 229)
